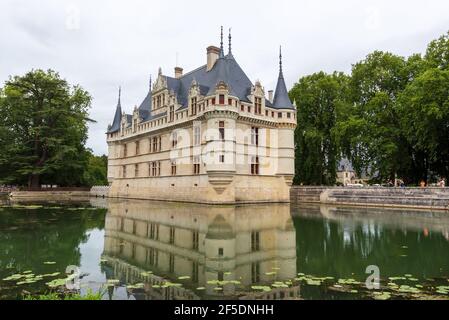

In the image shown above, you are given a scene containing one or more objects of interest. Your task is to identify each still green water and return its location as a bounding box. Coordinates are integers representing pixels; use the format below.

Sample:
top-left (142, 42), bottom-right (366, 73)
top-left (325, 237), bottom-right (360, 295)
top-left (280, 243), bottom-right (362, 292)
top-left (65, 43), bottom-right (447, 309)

top-left (1, 198), bottom-right (449, 300)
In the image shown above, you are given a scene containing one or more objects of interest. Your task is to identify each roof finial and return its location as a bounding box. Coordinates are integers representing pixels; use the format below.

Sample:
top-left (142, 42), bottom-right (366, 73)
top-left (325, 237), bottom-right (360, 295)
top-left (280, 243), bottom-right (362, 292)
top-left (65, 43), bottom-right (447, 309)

top-left (279, 45), bottom-right (284, 78)
top-left (219, 26), bottom-right (225, 58)
top-left (118, 86), bottom-right (122, 106)
top-left (228, 28), bottom-right (232, 55)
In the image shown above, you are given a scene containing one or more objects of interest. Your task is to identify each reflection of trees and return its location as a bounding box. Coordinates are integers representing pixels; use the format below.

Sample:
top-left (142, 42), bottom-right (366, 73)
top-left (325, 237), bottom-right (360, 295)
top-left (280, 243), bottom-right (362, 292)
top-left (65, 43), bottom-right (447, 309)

top-left (293, 211), bottom-right (449, 279)
top-left (0, 207), bottom-right (106, 274)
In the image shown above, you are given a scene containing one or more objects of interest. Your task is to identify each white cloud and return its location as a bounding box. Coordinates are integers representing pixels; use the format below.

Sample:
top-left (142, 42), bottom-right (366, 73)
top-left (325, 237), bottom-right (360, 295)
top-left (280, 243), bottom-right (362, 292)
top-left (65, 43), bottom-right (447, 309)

top-left (1, 0), bottom-right (448, 154)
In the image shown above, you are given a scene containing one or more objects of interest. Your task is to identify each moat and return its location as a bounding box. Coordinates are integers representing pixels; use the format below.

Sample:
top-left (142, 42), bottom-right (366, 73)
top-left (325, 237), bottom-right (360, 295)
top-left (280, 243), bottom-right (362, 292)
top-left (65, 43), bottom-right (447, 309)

top-left (1, 198), bottom-right (449, 300)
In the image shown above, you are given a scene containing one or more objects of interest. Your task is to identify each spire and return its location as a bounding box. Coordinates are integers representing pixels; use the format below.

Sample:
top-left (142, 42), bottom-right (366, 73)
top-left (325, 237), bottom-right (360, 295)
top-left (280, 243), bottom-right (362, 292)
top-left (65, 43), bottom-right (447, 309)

top-left (219, 26), bottom-right (225, 58)
top-left (228, 28), bottom-right (233, 57)
top-left (272, 46), bottom-right (294, 109)
top-left (279, 46), bottom-right (284, 78)
top-left (118, 86), bottom-right (122, 106)
top-left (149, 75), bottom-right (152, 91)
top-left (108, 86), bottom-right (123, 133)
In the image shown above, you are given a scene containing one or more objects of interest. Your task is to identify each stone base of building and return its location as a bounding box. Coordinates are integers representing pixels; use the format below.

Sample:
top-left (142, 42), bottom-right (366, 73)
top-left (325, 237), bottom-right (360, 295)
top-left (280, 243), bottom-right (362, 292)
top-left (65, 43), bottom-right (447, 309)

top-left (108, 174), bottom-right (292, 204)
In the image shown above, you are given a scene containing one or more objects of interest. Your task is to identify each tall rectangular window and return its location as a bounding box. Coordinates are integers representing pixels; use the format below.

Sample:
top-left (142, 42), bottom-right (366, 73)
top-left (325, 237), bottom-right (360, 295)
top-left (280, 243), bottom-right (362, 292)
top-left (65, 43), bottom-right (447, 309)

top-left (171, 161), bottom-right (177, 176)
top-left (169, 227), bottom-right (175, 245)
top-left (251, 127), bottom-right (259, 146)
top-left (152, 137), bottom-right (158, 152)
top-left (135, 141), bottom-right (140, 155)
top-left (219, 121), bottom-right (225, 141)
top-left (219, 94), bottom-right (225, 105)
top-left (192, 231), bottom-right (199, 251)
top-left (219, 154), bottom-right (225, 163)
top-left (251, 263), bottom-right (260, 283)
top-left (194, 126), bottom-right (201, 146)
top-left (191, 97), bottom-right (197, 116)
top-left (170, 106), bottom-right (175, 122)
top-left (158, 136), bottom-right (162, 151)
top-left (123, 144), bottom-right (127, 157)
top-left (193, 156), bottom-right (200, 175)
top-left (122, 165), bottom-right (127, 178)
top-left (134, 164), bottom-right (139, 177)
top-left (251, 231), bottom-right (260, 251)
top-left (255, 97), bottom-right (262, 114)
top-left (169, 254), bottom-right (175, 273)
top-left (192, 262), bottom-right (199, 283)
top-left (172, 131), bottom-right (178, 148)
top-left (251, 156), bottom-right (260, 175)
top-left (157, 161), bottom-right (161, 176)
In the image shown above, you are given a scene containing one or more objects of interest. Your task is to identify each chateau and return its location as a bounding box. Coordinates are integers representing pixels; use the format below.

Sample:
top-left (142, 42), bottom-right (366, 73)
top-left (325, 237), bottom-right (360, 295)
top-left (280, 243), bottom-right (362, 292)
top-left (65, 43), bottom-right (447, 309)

top-left (106, 29), bottom-right (297, 204)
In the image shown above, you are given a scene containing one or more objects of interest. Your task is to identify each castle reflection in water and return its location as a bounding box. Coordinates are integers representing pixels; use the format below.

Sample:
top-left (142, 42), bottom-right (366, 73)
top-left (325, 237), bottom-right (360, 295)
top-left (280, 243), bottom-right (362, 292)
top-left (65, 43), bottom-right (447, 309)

top-left (100, 199), bottom-right (299, 300)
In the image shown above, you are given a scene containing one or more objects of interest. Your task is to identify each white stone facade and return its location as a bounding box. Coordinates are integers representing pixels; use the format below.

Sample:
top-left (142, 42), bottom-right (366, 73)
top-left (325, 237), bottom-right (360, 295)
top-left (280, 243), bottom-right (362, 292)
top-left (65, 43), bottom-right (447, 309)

top-left (106, 34), bottom-right (296, 203)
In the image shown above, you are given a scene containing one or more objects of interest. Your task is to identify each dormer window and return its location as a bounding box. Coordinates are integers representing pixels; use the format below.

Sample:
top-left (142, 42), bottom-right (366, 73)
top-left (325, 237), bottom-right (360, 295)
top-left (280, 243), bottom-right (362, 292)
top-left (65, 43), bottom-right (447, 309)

top-left (191, 97), bottom-right (198, 116)
top-left (254, 97), bottom-right (262, 115)
top-left (169, 106), bottom-right (175, 122)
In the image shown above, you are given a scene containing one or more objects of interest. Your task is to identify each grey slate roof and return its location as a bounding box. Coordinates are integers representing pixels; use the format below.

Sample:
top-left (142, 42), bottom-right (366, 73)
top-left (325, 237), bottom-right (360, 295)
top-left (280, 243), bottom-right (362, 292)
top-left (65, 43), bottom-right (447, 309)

top-left (107, 89), bottom-right (122, 133)
top-left (272, 49), bottom-right (295, 109)
top-left (108, 46), bottom-right (293, 133)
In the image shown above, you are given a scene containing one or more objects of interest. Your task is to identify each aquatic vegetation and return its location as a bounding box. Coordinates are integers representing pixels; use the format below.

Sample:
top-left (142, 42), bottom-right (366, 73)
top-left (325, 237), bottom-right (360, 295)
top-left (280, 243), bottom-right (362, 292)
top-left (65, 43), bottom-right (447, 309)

top-left (178, 276), bottom-right (190, 280)
top-left (196, 287), bottom-right (206, 291)
top-left (43, 261), bottom-right (56, 265)
top-left (251, 285), bottom-right (271, 292)
top-left (24, 289), bottom-right (104, 300)
top-left (373, 292), bottom-right (391, 300)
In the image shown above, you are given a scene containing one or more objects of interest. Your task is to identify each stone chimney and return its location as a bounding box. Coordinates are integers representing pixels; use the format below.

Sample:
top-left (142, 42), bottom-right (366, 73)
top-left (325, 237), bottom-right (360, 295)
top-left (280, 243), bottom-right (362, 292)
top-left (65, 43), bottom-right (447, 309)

top-left (207, 46), bottom-right (220, 71)
top-left (268, 90), bottom-right (274, 103)
top-left (175, 67), bottom-right (183, 79)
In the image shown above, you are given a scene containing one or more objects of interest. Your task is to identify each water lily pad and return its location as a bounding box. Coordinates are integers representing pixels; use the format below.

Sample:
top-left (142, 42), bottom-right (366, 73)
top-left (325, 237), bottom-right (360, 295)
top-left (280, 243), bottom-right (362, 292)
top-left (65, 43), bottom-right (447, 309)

top-left (178, 276), bottom-right (190, 280)
top-left (265, 272), bottom-right (277, 276)
top-left (43, 261), bottom-right (56, 265)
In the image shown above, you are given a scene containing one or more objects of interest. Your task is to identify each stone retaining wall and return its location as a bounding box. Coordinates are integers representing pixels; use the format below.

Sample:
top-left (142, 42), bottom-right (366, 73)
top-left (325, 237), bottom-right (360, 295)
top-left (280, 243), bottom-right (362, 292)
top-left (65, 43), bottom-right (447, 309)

top-left (291, 186), bottom-right (449, 210)
top-left (90, 186), bottom-right (110, 198)
top-left (9, 190), bottom-right (90, 201)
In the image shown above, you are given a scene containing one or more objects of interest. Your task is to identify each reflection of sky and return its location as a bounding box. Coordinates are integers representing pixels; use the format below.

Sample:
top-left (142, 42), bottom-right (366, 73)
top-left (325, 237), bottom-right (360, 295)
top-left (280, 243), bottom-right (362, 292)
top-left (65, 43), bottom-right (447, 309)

top-left (78, 229), bottom-right (134, 300)
top-left (78, 229), bottom-right (107, 298)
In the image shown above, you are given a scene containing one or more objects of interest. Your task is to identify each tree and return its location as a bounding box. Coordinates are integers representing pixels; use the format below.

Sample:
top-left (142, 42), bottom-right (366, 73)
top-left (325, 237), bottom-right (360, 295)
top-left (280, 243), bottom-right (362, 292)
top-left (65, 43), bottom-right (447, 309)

top-left (425, 31), bottom-right (449, 70)
top-left (82, 152), bottom-right (108, 187)
top-left (0, 69), bottom-right (92, 188)
top-left (399, 68), bottom-right (449, 181)
top-left (290, 72), bottom-right (350, 185)
top-left (337, 51), bottom-right (418, 183)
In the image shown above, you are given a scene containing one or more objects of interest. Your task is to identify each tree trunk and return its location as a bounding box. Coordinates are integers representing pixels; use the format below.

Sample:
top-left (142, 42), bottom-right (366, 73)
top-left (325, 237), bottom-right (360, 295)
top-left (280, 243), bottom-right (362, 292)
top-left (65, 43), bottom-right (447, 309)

top-left (28, 174), bottom-right (40, 189)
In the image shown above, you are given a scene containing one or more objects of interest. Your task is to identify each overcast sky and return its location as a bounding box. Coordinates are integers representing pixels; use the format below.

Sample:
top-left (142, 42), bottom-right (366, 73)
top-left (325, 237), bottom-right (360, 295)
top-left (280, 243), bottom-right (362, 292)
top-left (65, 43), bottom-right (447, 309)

top-left (1, 0), bottom-right (448, 155)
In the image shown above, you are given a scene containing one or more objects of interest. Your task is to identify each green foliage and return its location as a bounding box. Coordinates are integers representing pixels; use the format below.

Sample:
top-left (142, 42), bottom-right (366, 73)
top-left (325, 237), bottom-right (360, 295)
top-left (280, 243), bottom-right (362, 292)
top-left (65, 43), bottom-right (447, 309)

top-left (290, 72), bottom-right (350, 185)
top-left (291, 30), bottom-right (449, 185)
top-left (82, 152), bottom-right (108, 187)
top-left (0, 69), bottom-right (95, 187)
